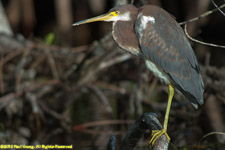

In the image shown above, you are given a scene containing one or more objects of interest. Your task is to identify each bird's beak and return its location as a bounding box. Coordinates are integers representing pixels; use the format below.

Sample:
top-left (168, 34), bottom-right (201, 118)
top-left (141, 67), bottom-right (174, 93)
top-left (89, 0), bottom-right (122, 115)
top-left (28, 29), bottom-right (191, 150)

top-left (72, 11), bottom-right (118, 26)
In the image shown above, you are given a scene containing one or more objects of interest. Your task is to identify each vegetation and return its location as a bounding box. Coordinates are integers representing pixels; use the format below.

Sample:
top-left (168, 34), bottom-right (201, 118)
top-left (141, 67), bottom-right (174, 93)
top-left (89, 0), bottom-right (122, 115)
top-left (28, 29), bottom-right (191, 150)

top-left (0, 0), bottom-right (225, 149)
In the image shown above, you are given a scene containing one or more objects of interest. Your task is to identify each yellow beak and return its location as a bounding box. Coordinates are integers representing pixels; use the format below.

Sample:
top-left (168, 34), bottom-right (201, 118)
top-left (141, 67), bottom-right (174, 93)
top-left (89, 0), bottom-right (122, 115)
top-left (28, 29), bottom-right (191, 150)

top-left (72, 11), bottom-right (118, 26)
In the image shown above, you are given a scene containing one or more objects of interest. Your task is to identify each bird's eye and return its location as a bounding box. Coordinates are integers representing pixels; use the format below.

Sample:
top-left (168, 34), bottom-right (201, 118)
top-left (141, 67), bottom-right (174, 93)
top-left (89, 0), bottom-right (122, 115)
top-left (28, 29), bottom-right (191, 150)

top-left (115, 11), bottom-right (119, 14)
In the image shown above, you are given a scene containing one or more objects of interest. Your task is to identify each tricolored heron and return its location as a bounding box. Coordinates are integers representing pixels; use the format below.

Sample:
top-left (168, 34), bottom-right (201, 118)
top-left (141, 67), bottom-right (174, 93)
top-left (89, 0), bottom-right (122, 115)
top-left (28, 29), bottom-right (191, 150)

top-left (73, 4), bottom-right (204, 145)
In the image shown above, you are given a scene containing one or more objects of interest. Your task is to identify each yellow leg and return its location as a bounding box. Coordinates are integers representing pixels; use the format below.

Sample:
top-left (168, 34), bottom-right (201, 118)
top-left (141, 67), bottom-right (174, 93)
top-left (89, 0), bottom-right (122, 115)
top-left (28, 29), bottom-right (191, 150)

top-left (149, 84), bottom-right (174, 146)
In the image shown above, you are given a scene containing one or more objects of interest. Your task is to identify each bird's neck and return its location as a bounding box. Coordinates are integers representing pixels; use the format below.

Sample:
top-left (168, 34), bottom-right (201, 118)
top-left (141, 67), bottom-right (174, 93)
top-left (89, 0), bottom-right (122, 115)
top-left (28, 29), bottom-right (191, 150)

top-left (112, 21), bottom-right (140, 56)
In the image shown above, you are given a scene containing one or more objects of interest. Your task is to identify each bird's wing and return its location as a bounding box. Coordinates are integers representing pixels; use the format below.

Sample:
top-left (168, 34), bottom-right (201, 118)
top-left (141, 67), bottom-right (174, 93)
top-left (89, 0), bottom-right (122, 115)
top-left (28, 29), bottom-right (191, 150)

top-left (135, 5), bottom-right (204, 106)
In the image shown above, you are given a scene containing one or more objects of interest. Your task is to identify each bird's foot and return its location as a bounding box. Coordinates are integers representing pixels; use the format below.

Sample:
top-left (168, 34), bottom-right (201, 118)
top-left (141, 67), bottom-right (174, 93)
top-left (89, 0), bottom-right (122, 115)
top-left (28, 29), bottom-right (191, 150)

top-left (149, 129), bottom-right (170, 146)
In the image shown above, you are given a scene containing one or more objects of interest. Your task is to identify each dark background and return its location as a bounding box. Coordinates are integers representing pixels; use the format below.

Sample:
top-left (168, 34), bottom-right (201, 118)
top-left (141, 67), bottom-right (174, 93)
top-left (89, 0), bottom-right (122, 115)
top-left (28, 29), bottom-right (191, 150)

top-left (0, 0), bottom-right (225, 149)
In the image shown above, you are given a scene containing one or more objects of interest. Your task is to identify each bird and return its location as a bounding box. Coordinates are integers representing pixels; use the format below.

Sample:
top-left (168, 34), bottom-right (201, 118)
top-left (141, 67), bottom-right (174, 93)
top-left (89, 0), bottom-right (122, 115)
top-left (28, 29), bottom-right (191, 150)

top-left (72, 4), bottom-right (204, 146)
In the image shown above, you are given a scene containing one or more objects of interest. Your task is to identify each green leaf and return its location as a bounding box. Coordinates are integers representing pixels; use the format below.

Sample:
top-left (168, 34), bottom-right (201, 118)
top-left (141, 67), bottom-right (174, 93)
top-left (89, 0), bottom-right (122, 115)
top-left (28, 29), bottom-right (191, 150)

top-left (45, 33), bottom-right (55, 45)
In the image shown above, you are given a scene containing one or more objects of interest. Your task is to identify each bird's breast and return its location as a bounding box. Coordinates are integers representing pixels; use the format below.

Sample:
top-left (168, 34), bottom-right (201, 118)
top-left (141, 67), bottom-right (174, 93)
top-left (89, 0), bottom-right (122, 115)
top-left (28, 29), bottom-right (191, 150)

top-left (112, 21), bottom-right (141, 56)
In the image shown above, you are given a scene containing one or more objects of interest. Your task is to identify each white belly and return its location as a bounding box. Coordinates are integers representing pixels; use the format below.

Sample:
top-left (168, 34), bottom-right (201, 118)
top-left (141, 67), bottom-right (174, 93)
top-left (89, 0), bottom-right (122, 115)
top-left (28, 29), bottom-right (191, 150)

top-left (145, 60), bottom-right (170, 84)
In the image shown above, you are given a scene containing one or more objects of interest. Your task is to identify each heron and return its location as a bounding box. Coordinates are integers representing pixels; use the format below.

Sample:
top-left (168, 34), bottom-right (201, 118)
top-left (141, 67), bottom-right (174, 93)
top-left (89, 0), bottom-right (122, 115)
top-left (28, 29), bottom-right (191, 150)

top-left (72, 4), bottom-right (204, 146)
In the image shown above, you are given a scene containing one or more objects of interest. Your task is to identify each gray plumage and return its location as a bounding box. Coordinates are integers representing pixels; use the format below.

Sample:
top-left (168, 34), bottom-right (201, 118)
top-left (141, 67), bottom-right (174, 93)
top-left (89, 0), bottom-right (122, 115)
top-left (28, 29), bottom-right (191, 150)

top-left (134, 5), bottom-right (204, 107)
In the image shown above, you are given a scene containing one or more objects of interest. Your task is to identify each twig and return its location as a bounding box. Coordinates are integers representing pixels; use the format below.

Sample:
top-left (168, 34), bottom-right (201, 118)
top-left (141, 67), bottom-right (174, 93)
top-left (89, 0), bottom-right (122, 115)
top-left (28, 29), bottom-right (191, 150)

top-left (95, 81), bottom-right (127, 94)
top-left (70, 45), bottom-right (89, 53)
top-left (0, 45), bottom-right (24, 93)
top-left (40, 128), bottom-right (64, 143)
top-left (26, 92), bottom-right (42, 135)
top-left (198, 132), bottom-right (225, 148)
top-left (33, 84), bottom-right (63, 120)
top-left (15, 44), bottom-right (32, 92)
top-left (43, 46), bottom-right (59, 79)
top-left (72, 120), bottom-right (134, 135)
top-left (0, 80), bottom-right (60, 110)
top-left (97, 53), bottom-right (131, 71)
top-left (179, 2), bottom-right (225, 48)
top-left (0, 49), bottom-right (23, 64)
top-left (38, 100), bottom-right (62, 120)
top-left (0, 92), bottom-right (21, 110)
top-left (26, 92), bottom-right (39, 113)
top-left (184, 24), bottom-right (225, 48)
top-left (0, 55), bottom-right (4, 94)
top-left (29, 55), bottom-right (46, 70)
top-left (212, 0), bottom-right (225, 17)
top-left (88, 84), bottom-right (113, 114)
top-left (24, 79), bottom-right (60, 92)
top-left (179, 3), bottom-right (225, 25)
top-left (71, 33), bottom-right (132, 90)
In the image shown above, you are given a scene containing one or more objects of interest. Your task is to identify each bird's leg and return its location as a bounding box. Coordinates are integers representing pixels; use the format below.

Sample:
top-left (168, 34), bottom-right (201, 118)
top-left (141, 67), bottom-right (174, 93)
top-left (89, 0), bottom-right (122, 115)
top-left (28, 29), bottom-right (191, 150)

top-left (149, 84), bottom-right (174, 146)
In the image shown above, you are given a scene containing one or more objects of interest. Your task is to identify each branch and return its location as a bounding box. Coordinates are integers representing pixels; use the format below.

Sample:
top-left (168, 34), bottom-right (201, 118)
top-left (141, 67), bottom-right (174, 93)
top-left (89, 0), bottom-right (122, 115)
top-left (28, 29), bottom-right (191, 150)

top-left (184, 24), bottom-right (225, 48)
top-left (212, 0), bottom-right (225, 17)
top-left (119, 113), bottom-right (168, 150)
top-left (179, 2), bottom-right (225, 48)
top-left (179, 3), bottom-right (225, 25)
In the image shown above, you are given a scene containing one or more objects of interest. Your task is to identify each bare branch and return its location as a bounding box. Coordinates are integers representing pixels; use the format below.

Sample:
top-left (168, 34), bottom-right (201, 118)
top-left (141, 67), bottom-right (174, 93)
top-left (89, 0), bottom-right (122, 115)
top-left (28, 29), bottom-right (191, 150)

top-left (212, 0), bottom-right (225, 17)
top-left (179, 3), bottom-right (225, 25)
top-left (184, 24), bottom-right (225, 48)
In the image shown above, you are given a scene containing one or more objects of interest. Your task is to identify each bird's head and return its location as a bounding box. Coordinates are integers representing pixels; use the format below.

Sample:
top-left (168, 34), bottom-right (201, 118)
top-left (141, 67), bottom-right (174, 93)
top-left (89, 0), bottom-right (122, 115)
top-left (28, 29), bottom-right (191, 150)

top-left (72, 4), bottom-right (137, 26)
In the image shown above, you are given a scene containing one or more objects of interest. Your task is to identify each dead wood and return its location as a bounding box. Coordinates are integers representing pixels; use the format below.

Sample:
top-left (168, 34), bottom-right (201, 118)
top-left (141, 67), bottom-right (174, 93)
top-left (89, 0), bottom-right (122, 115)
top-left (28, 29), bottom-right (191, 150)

top-left (0, 28), bottom-right (225, 148)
